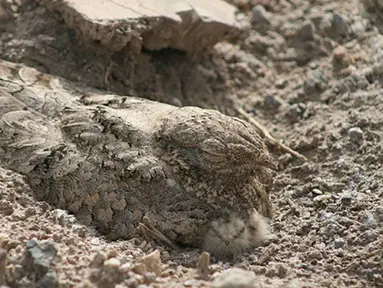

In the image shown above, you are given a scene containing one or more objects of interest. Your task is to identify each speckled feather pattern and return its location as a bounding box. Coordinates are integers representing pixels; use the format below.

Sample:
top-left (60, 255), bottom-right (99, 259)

top-left (0, 60), bottom-right (274, 258)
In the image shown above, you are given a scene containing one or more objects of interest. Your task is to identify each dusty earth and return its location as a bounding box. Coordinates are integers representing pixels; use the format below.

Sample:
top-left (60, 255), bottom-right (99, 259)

top-left (0, 0), bottom-right (382, 287)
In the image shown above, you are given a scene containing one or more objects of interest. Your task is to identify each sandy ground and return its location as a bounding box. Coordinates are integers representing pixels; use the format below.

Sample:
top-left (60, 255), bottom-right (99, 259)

top-left (0, 0), bottom-right (382, 287)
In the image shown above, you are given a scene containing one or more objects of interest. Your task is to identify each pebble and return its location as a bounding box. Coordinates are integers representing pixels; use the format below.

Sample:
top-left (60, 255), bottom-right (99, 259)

top-left (359, 230), bottom-right (378, 244)
top-left (212, 268), bottom-right (256, 288)
top-left (0, 249), bottom-right (6, 285)
top-left (287, 103), bottom-right (306, 122)
top-left (275, 78), bottom-right (288, 89)
top-left (374, 206), bottom-right (383, 222)
top-left (333, 45), bottom-right (347, 62)
top-left (233, 50), bottom-right (265, 72)
top-left (231, 62), bottom-right (257, 79)
top-left (318, 211), bottom-right (333, 220)
top-left (72, 225), bottom-right (88, 238)
top-left (232, 0), bottom-right (250, 10)
top-left (142, 272), bottom-right (156, 284)
top-left (297, 21), bottom-right (315, 41)
top-left (285, 278), bottom-right (308, 288)
top-left (90, 238), bottom-right (101, 246)
top-left (24, 207), bottom-right (36, 218)
top-left (251, 5), bottom-right (270, 27)
top-left (264, 94), bottom-right (282, 109)
top-left (313, 193), bottom-right (332, 203)
top-left (275, 263), bottom-right (288, 278)
top-left (196, 252), bottom-right (211, 275)
top-left (24, 240), bottom-right (58, 286)
top-left (25, 240), bottom-right (57, 272)
top-left (312, 189), bottom-right (323, 195)
top-left (320, 219), bottom-right (343, 237)
top-left (35, 270), bottom-right (58, 288)
top-left (340, 65), bottom-right (356, 76)
top-left (119, 262), bottom-right (133, 274)
top-left (361, 211), bottom-right (377, 229)
top-left (332, 13), bottom-right (348, 37)
top-left (137, 250), bottom-right (162, 277)
top-left (340, 193), bottom-right (353, 205)
top-left (53, 209), bottom-right (77, 228)
top-left (309, 249), bottom-right (323, 260)
top-left (349, 17), bottom-right (369, 38)
top-left (104, 258), bottom-right (121, 269)
top-left (90, 251), bottom-right (107, 267)
top-left (304, 69), bottom-right (328, 97)
top-left (0, 200), bottom-right (14, 216)
top-left (372, 36), bottom-right (383, 63)
top-left (123, 277), bottom-right (141, 288)
top-left (334, 237), bottom-right (346, 249)
top-left (348, 127), bottom-right (364, 144)
top-left (184, 279), bottom-right (207, 287)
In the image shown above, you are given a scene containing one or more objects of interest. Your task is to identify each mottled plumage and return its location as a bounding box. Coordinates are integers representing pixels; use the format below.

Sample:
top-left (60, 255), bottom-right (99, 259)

top-left (0, 60), bottom-right (275, 258)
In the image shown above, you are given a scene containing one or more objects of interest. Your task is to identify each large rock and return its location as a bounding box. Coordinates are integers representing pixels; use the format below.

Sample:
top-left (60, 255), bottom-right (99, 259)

top-left (37, 0), bottom-right (241, 56)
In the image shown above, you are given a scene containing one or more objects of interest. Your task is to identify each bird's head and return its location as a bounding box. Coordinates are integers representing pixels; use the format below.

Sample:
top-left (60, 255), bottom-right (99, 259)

top-left (155, 107), bottom-right (276, 179)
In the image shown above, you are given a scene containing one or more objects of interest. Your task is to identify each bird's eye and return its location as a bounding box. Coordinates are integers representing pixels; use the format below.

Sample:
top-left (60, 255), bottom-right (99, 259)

top-left (248, 225), bottom-right (257, 232)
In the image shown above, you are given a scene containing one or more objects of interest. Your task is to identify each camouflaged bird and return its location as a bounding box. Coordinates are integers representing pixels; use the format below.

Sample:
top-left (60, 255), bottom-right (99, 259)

top-left (0, 60), bottom-right (275, 258)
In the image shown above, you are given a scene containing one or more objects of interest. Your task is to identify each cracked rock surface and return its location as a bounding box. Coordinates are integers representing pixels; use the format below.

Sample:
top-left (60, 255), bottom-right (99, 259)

top-left (37, 0), bottom-right (241, 56)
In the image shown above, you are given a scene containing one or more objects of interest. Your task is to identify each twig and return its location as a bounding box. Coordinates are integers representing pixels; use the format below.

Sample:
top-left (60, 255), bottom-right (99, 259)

top-left (104, 59), bottom-right (116, 86)
top-left (235, 106), bottom-right (307, 162)
top-left (139, 215), bottom-right (178, 249)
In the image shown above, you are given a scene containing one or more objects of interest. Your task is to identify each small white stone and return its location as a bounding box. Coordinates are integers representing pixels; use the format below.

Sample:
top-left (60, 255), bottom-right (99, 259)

top-left (348, 127), bottom-right (364, 144)
top-left (312, 189), bottom-right (323, 195)
top-left (212, 268), bottom-right (256, 288)
top-left (104, 257), bottom-right (121, 268)
top-left (90, 238), bottom-right (101, 246)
